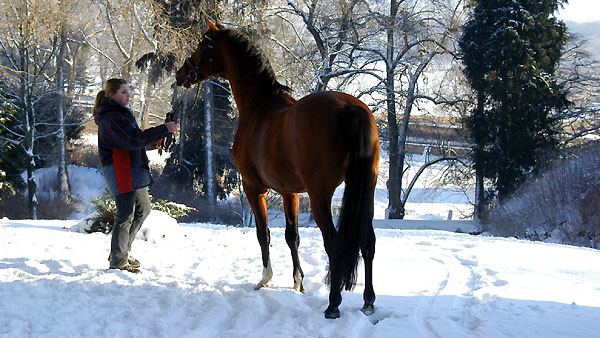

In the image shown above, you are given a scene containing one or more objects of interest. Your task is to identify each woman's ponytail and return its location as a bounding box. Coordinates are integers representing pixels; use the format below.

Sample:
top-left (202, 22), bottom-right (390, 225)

top-left (92, 90), bottom-right (106, 117)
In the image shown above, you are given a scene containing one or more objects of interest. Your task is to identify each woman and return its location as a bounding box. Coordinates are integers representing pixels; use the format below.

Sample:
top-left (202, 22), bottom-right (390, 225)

top-left (93, 78), bottom-right (177, 273)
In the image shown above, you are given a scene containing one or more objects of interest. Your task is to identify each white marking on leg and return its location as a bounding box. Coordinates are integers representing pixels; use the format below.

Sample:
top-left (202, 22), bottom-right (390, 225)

top-left (293, 269), bottom-right (304, 293)
top-left (255, 260), bottom-right (273, 290)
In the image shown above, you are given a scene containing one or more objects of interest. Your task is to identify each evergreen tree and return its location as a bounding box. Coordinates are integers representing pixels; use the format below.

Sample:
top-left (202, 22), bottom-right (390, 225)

top-left (0, 103), bottom-right (24, 197)
top-left (142, 0), bottom-right (241, 206)
top-left (459, 0), bottom-right (569, 202)
top-left (163, 79), bottom-right (239, 199)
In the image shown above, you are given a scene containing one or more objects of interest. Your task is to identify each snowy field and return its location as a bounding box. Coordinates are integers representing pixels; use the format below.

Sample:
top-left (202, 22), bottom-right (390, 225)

top-left (3, 149), bottom-right (599, 337)
top-left (1, 217), bottom-right (600, 338)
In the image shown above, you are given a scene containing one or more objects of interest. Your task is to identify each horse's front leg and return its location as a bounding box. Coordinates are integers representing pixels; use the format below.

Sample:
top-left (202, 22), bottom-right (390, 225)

top-left (282, 193), bottom-right (304, 293)
top-left (244, 184), bottom-right (272, 290)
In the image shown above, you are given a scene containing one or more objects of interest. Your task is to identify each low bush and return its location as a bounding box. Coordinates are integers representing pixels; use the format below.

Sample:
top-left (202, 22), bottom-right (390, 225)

top-left (0, 190), bottom-right (81, 220)
top-left (485, 143), bottom-right (600, 248)
top-left (68, 143), bottom-right (101, 168)
top-left (0, 192), bottom-right (28, 219)
top-left (85, 188), bottom-right (195, 234)
top-left (149, 175), bottom-right (247, 225)
top-left (37, 194), bottom-right (82, 220)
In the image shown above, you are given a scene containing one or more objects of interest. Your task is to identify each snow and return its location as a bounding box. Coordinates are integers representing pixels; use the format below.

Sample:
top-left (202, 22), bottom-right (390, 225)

top-left (4, 149), bottom-right (598, 337)
top-left (1, 218), bottom-right (599, 337)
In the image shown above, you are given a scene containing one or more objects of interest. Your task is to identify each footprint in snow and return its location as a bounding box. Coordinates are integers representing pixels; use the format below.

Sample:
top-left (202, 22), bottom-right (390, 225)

top-left (493, 279), bottom-right (508, 287)
top-left (367, 309), bottom-right (397, 325)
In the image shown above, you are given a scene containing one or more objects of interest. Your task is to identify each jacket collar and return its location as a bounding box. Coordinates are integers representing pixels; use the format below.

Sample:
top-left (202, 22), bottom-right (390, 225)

top-left (95, 97), bottom-right (136, 125)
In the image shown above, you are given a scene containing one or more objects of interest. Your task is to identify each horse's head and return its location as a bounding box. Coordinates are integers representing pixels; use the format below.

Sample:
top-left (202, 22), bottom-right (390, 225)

top-left (176, 20), bottom-right (224, 88)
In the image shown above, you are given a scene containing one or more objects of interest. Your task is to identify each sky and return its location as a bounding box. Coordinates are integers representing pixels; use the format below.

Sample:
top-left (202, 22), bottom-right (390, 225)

top-left (558, 0), bottom-right (600, 23)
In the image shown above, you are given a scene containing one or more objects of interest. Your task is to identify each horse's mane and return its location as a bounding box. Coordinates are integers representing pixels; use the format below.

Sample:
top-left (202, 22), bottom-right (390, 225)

top-left (221, 29), bottom-right (291, 95)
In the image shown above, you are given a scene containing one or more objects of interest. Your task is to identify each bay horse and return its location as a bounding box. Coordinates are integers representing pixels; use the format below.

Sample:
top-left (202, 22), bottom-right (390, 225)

top-left (175, 20), bottom-right (379, 319)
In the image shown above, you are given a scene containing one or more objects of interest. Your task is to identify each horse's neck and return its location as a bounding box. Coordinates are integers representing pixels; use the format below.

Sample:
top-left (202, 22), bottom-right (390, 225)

top-left (227, 72), bottom-right (292, 120)
top-left (221, 50), bottom-right (292, 119)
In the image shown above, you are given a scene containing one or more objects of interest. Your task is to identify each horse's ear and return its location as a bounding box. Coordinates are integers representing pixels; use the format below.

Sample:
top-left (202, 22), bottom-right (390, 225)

top-left (206, 19), bottom-right (221, 32)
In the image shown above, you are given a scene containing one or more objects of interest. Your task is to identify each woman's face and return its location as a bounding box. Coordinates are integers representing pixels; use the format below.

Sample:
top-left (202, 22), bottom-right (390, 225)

top-left (109, 84), bottom-right (130, 106)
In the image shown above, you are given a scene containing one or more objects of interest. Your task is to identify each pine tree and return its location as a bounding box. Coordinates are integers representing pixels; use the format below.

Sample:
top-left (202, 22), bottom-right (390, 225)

top-left (0, 103), bottom-right (24, 197)
top-left (163, 79), bottom-right (239, 200)
top-left (459, 0), bottom-right (569, 203)
top-left (141, 0), bottom-right (239, 205)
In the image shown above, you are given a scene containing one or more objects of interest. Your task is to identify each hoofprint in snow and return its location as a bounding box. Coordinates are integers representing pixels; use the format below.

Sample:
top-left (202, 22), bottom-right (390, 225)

top-left (1, 217), bottom-right (599, 338)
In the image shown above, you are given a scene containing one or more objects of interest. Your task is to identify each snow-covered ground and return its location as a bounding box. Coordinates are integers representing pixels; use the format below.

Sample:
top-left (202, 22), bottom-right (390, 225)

top-left (5, 143), bottom-right (598, 337)
top-left (1, 218), bottom-right (599, 337)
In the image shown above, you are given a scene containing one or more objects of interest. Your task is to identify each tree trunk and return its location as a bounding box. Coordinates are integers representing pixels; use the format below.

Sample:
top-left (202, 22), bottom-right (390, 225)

top-left (177, 86), bottom-right (187, 165)
top-left (25, 90), bottom-right (37, 219)
top-left (204, 80), bottom-right (216, 206)
top-left (474, 166), bottom-right (485, 221)
top-left (56, 31), bottom-right (70, 197)
top-left (386, 0), bottom-right (404, 219)
top-left (474, 91), bottom-right (486, 221)
top-left (139, 75), bottom-right (153, 129)
top-left (21, 43), bottom-right (37, 219)
top-left (386, 70), bottom-right (403, 219)
top-left (395, 77), bottom-right (418, 219)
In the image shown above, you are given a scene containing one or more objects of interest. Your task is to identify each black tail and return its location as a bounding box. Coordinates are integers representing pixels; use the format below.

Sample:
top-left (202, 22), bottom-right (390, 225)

top-left (329, 104), bottom-right (376, 291)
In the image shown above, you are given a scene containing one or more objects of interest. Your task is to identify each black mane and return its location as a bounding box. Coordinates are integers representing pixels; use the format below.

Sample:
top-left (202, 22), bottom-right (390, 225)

top-left (221, 29), bottom-right (291, 95)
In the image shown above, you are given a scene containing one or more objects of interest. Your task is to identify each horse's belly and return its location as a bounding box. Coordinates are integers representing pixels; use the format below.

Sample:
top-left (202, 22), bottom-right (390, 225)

top-left (259, 167), bottom-right (306, 194)
top-left (232, 146), bottom-right (305, 193)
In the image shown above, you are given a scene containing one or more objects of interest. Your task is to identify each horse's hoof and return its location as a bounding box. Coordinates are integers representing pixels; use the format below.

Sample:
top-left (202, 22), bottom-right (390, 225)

top-left (254, 282), bottom-right (269, 290)
top-left (324, 306), bottom-right (340, 319)
top-left (361, 304), bottom-right (375, 316)
top-left (293, 270), bottom-right (305, 293)
top-left (294, 283), bottom-right (306, 294)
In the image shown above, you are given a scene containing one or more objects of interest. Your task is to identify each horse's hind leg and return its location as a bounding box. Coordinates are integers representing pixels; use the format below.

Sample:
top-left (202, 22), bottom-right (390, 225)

top-left (282, 193), bottom-right (305, 293)
top-left (308, 192), bottom-right (342, 319)
top-left (244, 184), bottom-right (273, 290)
top-left (360, 225), bottom-right (376, 315)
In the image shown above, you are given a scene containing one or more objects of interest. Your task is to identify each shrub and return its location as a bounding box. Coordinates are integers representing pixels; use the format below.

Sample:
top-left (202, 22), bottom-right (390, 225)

top-left (85, 188), bottom-right (195, 234)
top-left (87, 188), bottom-right (117, 233)
top-left (68, 143), bottom-right (101, 168)
top-left (149, 177), bottom-right (245, 225)
top-left (151, 198), bottom-right (196, 218)
top-left (0, 191), bottom-right (28, 219)
top-left (0, 189), bottom-right (82, 220)
top-left (37, 194), bottom-right (82, 220)
top-left (485, 143), bottom-right (600, 248)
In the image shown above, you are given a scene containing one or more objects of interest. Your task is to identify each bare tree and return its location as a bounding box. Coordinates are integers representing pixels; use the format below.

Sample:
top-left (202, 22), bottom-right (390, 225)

top-left (52, 0), bottom-right (97, 197)
top-left (85, 0), bottom-right (172, 128)
top-left (228, 0), bottom-right (469, 219)
top-left (359, 0), bottom-right (467, 218)
top-left (0, 0), bottom-right (64, 218)
top-left (556, 33), bottom-right (600, 148)
top-left (285, 0), bottom-right (373, 92)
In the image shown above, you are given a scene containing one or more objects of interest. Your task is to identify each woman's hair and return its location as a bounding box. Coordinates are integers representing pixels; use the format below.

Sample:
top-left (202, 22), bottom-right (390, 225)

top-left (92, 78), bottom-right (128, 116)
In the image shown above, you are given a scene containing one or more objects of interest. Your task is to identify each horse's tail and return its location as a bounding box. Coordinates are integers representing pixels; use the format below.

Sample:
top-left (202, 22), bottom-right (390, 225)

top-left (330, 104), bottom-right (377, 291)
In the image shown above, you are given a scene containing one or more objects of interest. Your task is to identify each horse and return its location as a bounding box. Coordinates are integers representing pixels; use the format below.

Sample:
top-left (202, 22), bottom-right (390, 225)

top-left (175, 20), bottom-right (380, 319)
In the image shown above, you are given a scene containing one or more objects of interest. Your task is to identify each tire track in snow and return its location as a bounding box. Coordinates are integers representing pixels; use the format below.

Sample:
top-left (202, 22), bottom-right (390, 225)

top-left (411, 244), bottom-right (483, 337)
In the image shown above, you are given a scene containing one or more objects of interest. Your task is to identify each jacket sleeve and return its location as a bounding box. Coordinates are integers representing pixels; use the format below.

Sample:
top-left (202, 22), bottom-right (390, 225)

top-left (103, 109), bottom-right (170, 151)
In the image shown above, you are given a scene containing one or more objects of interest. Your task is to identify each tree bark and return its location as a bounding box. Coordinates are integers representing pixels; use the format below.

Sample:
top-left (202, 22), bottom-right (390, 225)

top-left (56, 31), bottom-right (71, 197)
top-left (386, 0), bottom-right (404, 219)
top-left (204, 80), bottom-right (216, 206)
